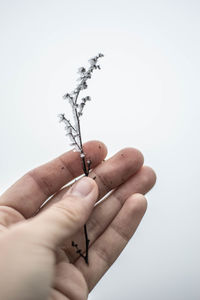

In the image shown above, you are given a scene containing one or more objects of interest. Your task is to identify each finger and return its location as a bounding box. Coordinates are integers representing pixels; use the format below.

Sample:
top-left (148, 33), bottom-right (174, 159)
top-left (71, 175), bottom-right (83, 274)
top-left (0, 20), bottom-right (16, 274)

top-left (37, 148), bottom-right (145, 262)
top-left (65, 166), bottom-right (156, 262)
top-left (0, 206), bottom-right (25, 233)
top-left (49, 289), bottom-right (70, 300)
top-left (24, 177), bottom-right (98, 249)
top-left (52, 257), bottom-right (88, 300)
top-left (76, 193), bottom-right (147, 291)
top-left (38, 147), bottom-right (144, 212)
top-left (0, 141), bottom-right (107, 218)
top-left (90, 147), bottom-right (144, 199)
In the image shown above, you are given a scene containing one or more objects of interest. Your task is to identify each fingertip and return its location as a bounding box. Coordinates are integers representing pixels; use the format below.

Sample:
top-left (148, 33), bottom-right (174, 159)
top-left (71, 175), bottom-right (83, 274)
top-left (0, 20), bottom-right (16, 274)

top-left (83, 140), bottom-right (108, 160)
top-left (66, 177), bottom-right (98, 205)
top-left (127, 193), bottom-right (148, 216)
top-left (141, 166), bottom-right (157, 190)
top-left (117, 147), bottom-right (144, 169)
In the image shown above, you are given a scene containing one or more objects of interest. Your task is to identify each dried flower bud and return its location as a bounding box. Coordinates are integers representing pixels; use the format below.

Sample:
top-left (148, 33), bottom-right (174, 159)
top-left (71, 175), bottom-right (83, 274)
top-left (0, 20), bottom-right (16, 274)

top-left (78, 67), bottom-right (86, 74)
top-left (72, 88), bottom-right (78, 94)
top-left (80, 97), bottom-right (85, 103)
top-left (85, 96), bottom-right (91, 101)
top-left (63, 93), bottom-right (70, 99)
top-left (86, 73), bottom-right (91, 79)
top-left (80, 82), bottom-right (87, 90)
top-left (58, 113), bottom-right (65, 122)
top-left (88, 58), bottom-right (97, 66)
top-left (60, 53), bottom-right (104, 156)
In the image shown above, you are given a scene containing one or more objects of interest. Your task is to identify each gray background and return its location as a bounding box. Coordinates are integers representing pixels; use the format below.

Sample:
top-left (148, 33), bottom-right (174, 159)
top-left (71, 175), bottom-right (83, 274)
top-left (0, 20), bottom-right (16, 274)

top-left (0, 0), bottom-right (199, 299)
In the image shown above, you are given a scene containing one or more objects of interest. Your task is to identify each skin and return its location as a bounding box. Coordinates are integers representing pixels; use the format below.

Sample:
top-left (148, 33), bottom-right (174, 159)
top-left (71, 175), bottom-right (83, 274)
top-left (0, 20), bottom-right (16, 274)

top-left (0, 140), bottom-right (156, 300)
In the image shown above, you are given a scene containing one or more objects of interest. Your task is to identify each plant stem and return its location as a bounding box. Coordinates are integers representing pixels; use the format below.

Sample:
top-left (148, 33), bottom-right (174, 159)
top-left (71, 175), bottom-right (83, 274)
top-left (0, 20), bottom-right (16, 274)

top-left (84, 224), bottom-right (90, 265)
top-left (75, 107), bottom-right (90, 264)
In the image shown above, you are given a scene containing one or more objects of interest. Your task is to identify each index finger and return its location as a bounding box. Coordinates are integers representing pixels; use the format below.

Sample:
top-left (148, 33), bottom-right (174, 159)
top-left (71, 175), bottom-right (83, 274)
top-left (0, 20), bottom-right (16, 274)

top-left (0, 140), bottom-right (107, 218)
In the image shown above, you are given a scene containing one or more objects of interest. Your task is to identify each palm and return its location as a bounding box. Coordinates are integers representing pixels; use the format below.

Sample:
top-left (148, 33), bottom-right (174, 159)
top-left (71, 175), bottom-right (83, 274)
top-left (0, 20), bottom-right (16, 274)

top-left (0, 141), bottom-right (156, 299)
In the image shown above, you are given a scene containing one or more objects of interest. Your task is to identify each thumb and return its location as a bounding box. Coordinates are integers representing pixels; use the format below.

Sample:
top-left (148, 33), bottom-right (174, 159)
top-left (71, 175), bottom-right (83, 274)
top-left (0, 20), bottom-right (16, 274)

top-left (27, 177), bottom-right (98, 249)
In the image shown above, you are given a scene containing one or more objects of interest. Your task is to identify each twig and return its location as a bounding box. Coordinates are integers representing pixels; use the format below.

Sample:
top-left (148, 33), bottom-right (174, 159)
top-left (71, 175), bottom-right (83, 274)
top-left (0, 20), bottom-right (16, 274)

top-left (58, 53), bottom-right (104, 265)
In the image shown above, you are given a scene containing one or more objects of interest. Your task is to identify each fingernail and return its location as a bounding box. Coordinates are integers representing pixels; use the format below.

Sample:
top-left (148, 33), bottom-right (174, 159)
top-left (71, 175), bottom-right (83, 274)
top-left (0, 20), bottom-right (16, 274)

top-left (69, 177), bottom-right (94, 197)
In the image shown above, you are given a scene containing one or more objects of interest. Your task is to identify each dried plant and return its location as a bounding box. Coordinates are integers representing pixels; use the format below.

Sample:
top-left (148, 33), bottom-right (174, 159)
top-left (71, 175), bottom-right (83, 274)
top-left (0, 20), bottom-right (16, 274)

top-left (58, 53), bottom-right (104, 264)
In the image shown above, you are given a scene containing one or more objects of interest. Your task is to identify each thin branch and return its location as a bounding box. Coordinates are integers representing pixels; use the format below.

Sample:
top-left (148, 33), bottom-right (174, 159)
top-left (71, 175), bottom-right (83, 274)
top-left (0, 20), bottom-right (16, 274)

top-left (58, 53), bottom-right (104, 265)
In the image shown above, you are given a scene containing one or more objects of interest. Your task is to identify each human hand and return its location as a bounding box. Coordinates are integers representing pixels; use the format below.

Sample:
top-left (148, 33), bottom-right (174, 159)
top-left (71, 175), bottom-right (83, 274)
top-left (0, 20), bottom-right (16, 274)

top-left (0, 141), bottom-right (156, 300)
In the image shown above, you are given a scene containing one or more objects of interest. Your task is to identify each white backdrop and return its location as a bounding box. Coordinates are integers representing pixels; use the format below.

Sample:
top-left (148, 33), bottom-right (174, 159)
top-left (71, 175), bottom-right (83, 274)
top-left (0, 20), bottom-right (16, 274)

top-left (0, 1), bottom-right (200, 299)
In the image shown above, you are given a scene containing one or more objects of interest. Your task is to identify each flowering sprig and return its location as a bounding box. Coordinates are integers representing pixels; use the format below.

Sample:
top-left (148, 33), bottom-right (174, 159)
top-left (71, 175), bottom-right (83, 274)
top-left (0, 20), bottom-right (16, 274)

top-left (58, 53), bottom-right (103, 158)
top-left (58, 53), bottom-right (104, 264)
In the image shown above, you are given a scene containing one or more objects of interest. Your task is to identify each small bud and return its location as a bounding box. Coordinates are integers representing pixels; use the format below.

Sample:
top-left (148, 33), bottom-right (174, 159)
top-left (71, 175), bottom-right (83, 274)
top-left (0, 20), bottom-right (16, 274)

top-left (85, 96), bottom-right (91, 101)
top-left (58, 114), bottom-right (65, 122)
top-left (87, 74), bottom-right (91, 79)
top-left (73, 87), bottom-right (81, 94)
top-left (88, 58), bottom-right (96, 66)
top-left (80, 82), bottom-right (87, 90)
top-left (78, 67), bottom-right (86, 74)
top-left (63, 93), bottom-right (70, 99)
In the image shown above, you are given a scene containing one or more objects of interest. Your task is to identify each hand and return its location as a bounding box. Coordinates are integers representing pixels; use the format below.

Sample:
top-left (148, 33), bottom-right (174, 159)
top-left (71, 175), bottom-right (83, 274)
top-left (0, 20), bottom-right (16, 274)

top-left (0, 141), bottom-right (156, 300)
